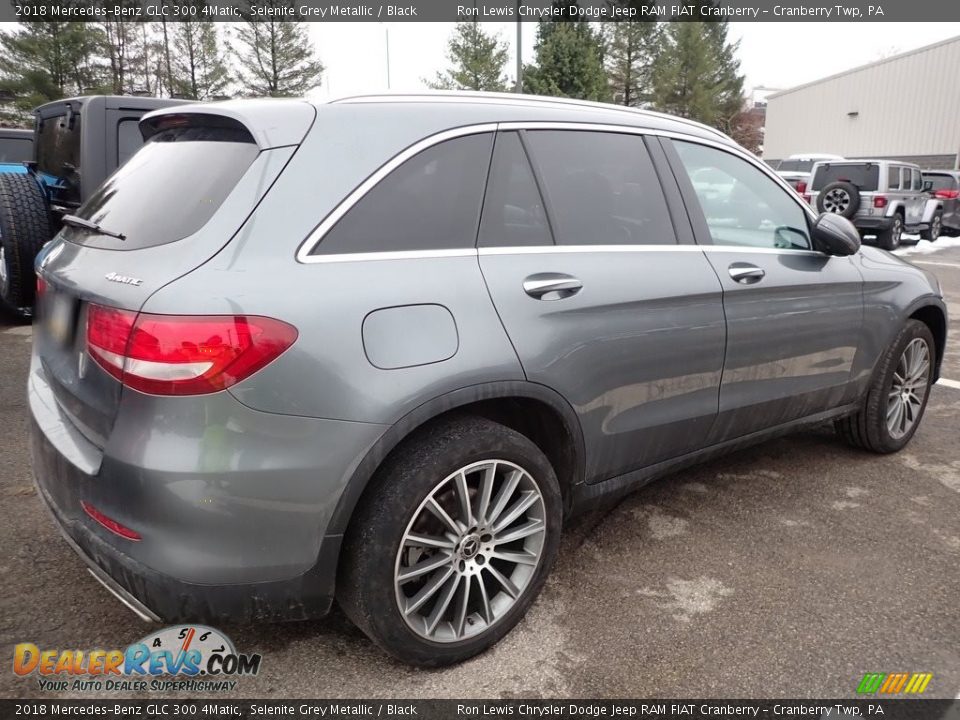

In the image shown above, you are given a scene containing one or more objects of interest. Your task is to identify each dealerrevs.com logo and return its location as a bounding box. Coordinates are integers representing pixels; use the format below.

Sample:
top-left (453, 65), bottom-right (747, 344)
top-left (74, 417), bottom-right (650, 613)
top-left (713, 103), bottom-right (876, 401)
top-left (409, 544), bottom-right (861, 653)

top-left (13, 625), bottom-right (261, 693)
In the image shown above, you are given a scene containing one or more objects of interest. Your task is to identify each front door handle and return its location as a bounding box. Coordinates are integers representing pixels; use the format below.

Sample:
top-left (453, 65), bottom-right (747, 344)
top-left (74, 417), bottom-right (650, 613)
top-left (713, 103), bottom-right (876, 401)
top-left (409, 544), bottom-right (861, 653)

top-left (523, 273), bottom-right (583, 300)
top-left (728, 263), bottom-right (765, 284)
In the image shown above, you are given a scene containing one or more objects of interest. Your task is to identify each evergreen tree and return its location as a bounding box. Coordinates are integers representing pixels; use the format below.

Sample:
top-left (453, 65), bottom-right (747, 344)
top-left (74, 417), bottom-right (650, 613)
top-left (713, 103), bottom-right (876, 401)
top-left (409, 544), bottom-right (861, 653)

top-left (0, 19), bottom-right (107, 120)
top-left (171, 16), bottom-right (231, 99)
top-left (524, 20), bottom-right (609, 101)
top-left (603, 9), bottom-right (659, 106)
top-left (429, 21), bottom-right (509, 92)
top-left (100, 17), bottom-right (149, 94)
top-left (650, 20), bottom-right (744, 130)
top-left (233, 3), bottom-right (324, 97)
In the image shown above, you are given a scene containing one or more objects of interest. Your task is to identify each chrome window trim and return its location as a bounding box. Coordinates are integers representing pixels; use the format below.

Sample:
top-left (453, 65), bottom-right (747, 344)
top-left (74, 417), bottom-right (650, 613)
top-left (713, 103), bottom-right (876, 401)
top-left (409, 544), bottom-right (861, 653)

top-left (297, 120), bottom-right (824, 264)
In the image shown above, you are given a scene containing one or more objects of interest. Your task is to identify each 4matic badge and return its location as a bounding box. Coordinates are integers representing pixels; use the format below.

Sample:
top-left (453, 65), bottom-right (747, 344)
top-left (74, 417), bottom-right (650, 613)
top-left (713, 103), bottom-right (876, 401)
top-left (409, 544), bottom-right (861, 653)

top-left (13, 625), bottom-right (261, 693)
top-left (105, 271), bottom-right (143, 286)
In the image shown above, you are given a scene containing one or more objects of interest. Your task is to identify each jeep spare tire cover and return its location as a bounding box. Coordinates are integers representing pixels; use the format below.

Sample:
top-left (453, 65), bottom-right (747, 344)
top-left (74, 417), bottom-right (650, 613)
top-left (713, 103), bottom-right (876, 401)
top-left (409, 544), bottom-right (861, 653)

top-left (817, 181), bottom-right (860, 219)
top-left (0, 172), bottom-right (51, 311)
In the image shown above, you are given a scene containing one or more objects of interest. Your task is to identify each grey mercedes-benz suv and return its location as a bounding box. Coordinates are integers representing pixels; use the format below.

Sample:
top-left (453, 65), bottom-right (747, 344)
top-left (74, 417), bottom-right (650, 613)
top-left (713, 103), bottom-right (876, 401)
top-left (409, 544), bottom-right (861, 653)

top-left (29, 93), bottom-right (947, 667)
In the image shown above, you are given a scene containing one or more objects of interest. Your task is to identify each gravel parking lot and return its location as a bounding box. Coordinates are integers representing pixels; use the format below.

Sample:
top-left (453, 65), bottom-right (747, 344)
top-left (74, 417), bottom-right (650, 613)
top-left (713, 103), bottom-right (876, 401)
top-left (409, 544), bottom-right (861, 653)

top-left (2, 243), bottom-right (959, 700)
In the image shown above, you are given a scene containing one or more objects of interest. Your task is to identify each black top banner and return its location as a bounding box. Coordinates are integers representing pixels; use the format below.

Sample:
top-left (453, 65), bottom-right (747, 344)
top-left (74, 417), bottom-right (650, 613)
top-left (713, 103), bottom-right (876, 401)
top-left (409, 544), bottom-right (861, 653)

top-left (4, 0), bottom-right (960, 22)
top-left (3, 699), bottom-right (960, 720)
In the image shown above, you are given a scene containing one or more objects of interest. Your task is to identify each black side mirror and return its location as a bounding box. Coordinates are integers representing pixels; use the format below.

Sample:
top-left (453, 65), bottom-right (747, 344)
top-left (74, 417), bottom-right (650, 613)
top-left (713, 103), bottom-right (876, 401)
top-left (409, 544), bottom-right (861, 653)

top-left (923, 180), bottom-right (933, 192)
top-left (812, 212), bottom-right (861, 256)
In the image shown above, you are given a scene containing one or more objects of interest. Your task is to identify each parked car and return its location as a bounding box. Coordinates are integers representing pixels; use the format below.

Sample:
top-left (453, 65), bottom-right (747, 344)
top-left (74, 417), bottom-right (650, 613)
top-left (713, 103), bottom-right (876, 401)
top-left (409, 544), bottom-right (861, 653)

top-left (775, 153), bottom-right (845, 191)
top-left (922, 170), bottom-right (960, 237)
top-left (0, 96), bottom-right (187, 313)
top-left (807, 159), bottom-right (943, 250)
top-left (0, 127), bottom-right (33, 167)
top-left (30, 94), bottom-right (946, 667)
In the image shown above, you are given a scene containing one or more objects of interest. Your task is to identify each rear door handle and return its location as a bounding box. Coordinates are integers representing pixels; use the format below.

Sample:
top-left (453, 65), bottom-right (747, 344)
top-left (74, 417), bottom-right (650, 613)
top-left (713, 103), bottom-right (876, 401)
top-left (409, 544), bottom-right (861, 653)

top-left (728, 263), bottom-right (765, 284)
top-left (522, 273), bottom-right (583, 300)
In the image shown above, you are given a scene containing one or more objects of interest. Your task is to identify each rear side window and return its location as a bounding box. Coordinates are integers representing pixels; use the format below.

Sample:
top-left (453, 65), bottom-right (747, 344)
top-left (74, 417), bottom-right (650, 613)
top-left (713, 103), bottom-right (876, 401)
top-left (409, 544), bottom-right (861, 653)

top-left (117, 119), bottom-right (142, 166)
top-left (478, 132), bottom-right (551, 248)
top-left (811, 163), bottom-right (879, 192)
top-left (68, 121), bottom-right (258, 250)
top-left (0, 137), bottom-right (32, 163)
top-left (315, 133), bottom-right (494, 255)
top-left (888, 167), bottom-right (901, 190)
top-left (523, 130), bottom-right (675, 246)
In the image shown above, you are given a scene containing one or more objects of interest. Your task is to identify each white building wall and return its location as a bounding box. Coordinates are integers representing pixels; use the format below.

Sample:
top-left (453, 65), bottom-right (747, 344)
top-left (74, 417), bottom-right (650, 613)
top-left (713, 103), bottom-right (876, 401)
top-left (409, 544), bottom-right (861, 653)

top-left (764, 36), bottom-right (960, 166)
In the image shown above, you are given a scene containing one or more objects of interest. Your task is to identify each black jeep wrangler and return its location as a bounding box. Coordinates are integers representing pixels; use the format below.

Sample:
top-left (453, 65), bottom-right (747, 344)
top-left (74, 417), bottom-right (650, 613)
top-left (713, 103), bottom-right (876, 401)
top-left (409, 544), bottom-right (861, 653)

top-left (0, 96), bottom-right (187, 313)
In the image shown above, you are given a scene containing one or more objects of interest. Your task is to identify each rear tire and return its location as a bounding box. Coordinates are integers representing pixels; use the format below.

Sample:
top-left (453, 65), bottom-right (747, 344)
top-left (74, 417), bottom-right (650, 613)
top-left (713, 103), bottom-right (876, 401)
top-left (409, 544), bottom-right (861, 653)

top-left (337, 415), bottom-right (562, 667)
top-left (876, 213), bottom-right (903, 251)
top-left (835, 319), bottom-right (934, 454)
top-left (920, 211), bottom-right (942, 241)
top-left (0, 173), bottom-right (50, 311)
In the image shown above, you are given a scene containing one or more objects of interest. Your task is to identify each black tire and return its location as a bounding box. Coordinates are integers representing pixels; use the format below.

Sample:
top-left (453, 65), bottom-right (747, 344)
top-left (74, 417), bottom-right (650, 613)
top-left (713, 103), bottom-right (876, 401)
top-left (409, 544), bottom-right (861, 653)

top-left (835, 319), bottom-right (935, 454)
top-left (920, 211), bottom-right (942, 241)
top-left (876, 213), bottom-right (903, 251)
top-left (816, 181), bottom-right (860, 219)
top-left (0, 173), bottom-right (50, 311)
top-left (337, 415), bottom-right (562, 667)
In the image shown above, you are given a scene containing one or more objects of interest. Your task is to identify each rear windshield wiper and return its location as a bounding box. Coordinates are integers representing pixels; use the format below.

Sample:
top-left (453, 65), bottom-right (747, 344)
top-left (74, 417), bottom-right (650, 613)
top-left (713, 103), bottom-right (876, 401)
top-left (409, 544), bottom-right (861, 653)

top-left (61, 214), bottom-right (126, 241)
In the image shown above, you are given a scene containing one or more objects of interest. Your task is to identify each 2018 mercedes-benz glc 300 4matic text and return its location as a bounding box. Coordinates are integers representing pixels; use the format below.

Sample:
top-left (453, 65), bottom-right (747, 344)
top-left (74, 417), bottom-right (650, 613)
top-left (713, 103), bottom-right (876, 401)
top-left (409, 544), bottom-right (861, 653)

top-left (30, 93), bottom-right (947, 666)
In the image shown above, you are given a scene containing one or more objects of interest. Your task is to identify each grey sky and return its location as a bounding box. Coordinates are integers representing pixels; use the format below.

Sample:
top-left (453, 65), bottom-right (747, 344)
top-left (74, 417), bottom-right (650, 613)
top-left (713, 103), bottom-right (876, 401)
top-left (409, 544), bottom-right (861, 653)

top-left (309, 22), bottom-right (960, 99)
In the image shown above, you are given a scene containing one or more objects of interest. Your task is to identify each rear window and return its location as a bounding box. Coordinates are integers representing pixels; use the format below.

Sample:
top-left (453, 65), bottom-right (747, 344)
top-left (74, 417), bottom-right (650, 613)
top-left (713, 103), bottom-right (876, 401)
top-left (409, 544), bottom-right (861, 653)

top-left (811, 163), bottom-right (879, 192)
top-left (777, 159), bottom-right (814, 173)
top-left (924, 174), bottom-right (958, 192)
top-left (36, 113), bottom-right (82, 205)
top-left (0, 137), bottom-right (32, 163)
top-left (67, 122), bottom-right (258, 250)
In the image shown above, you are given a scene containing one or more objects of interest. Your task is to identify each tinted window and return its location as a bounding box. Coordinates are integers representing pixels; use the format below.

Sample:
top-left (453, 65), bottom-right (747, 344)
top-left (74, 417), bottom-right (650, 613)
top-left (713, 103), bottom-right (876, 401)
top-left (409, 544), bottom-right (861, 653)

top-left (0, 137), bottom-right (32, 163)
top-left (888, 166), bottom-right (901, 190)
top-left (67, 124), bottom-right (258, 250)
top-left (924, 174), bottom-right (958, 192)
top-left (912, 169), bottom-right (922, 191)
top-left (811, 163), bottom-right (879, 192)
top-left (36, 113), bottom-right (81, 205)
top-left (478, 132), bottom-right (551, 248)
top-left (524, 131), bottom-right (674, 246)
top-left (316, 134), bottom-right (494, 255)
top-left (117, 119), bottom-right (143, 166)
top-left (675, 140), bottom-right (811, 250)
top-left (778, 159), bottom-right (814, 172)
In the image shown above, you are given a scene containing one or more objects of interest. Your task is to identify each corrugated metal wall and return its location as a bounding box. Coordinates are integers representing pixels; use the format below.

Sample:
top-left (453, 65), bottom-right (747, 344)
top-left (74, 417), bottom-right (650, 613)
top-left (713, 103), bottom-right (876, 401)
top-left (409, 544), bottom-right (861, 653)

top-left (764, 36), bottom-right (960, 167)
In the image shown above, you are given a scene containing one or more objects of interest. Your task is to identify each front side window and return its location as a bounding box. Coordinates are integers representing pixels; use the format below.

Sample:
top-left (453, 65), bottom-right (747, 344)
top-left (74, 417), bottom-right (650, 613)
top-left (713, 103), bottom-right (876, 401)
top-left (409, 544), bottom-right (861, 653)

top-left (674, 140), bottom-right (811, 250)
top-left (315, 133), bottom-right (494, 255)
top-left (912, 169), bottom-right (922, 191)
top-left (117, 119), bottom-right (143, 167)
top-left (523, 130), bottom-right (675, 246)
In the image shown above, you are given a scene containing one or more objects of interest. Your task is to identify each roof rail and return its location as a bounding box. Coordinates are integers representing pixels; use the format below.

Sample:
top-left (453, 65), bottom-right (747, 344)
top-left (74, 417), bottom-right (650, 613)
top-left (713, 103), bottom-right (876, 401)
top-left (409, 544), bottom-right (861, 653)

top-left (330, 91), bottom-right (730, 142)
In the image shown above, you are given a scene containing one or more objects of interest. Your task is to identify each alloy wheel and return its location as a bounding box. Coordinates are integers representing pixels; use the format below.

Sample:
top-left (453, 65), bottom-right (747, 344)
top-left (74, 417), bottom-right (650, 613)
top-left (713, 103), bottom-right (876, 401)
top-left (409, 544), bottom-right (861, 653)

top-left (886, 338), bottom-right (930, 440)
top-left (0, 246), bottom-right (7, 298)
top-left (930, 215), bottom-right (942, 241)
top-left (823, 188), bottom-right (851, 214)
top-left (394, 460), bottom-right (547, 643)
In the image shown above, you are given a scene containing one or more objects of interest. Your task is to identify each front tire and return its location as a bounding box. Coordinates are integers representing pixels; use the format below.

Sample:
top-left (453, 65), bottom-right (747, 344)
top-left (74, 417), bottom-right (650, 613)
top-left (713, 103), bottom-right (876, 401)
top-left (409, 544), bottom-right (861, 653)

top-left (337, 415), bottom-right (562, 667)
top-left (835, 320), bottom-right (934, 453)
top-left (920, 211), bottom-right (942, 241)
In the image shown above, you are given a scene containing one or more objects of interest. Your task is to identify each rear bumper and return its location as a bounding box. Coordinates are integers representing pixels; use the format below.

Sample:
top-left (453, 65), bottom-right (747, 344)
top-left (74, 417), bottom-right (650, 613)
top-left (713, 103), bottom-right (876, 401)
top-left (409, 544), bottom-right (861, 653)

top-left (31, 416), bottom-right (339, 623)
top-left (28, 355), bottom-right (387, 623)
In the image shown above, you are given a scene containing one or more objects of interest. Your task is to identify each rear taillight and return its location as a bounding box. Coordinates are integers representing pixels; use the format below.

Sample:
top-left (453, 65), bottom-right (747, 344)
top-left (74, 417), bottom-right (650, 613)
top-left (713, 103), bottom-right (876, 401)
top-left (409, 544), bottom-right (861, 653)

top-left (81, 501), bottom-right (141, 541)
top-left (36, 275), bottom-right (47, 299)
top-left (802, 194), bottom-right (812, 204)
top-left (86, 305), bottom-right (298, 396)
top-left (934, 189), bottom-right (959, 199)
top-left (796, 181), bottom-right (807, 194)
top-left (873, 196), bottom-right (888, 208)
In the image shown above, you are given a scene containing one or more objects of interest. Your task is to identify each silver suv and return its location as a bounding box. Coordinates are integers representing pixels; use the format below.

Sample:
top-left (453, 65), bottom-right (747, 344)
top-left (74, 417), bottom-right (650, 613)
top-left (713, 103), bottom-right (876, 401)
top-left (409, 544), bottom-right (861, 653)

top-left (29, 94), bottom-right (947, 667)
top-left (808, 159), bottom-right (943, 250)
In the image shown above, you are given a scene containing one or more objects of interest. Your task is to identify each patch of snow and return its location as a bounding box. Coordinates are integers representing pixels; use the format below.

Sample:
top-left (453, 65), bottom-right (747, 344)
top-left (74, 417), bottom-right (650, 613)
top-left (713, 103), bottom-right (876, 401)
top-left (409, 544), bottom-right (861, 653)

top-left (894, 235), bottom-right (960, 256)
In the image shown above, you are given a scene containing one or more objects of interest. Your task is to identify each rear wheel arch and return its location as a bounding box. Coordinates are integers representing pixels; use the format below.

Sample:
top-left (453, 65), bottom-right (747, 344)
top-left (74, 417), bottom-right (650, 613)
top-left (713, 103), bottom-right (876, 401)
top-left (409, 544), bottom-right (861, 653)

top-left (327, 382), bottom-right (585, 542)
